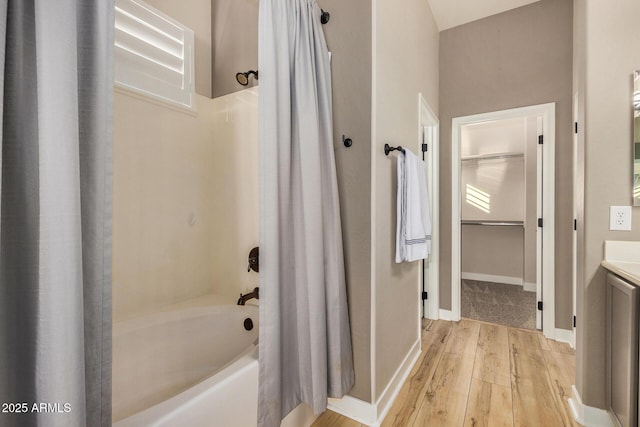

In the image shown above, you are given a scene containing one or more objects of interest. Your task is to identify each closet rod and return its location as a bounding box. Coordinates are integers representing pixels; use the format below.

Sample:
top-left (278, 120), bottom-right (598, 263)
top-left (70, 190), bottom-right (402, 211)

top-left (462, 220), bottom-right (524, 226)
top-left (461, 153), bottom-right (524, 162)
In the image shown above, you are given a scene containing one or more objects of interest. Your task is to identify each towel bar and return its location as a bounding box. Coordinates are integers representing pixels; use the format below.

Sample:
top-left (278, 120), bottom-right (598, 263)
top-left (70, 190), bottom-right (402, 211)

top-left (384, 143), bottom-right (405, 156)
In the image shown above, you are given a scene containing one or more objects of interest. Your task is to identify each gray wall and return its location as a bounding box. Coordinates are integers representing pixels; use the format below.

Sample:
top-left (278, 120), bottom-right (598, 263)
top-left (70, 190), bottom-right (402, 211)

top-left (461, 225), bottom-right (524, 279)
top-left (439, 0), bottom-right (574, 329)
top-left (321, 0), bottom-right (438, 402)
top-left (318, 0), bottom-right (373, 402)
top-left (373, 0), bottom-right (439, 399)
top-left (574, 0), bottom-right (640, 409)
top-left (211, 0), bottom-right (259, 98)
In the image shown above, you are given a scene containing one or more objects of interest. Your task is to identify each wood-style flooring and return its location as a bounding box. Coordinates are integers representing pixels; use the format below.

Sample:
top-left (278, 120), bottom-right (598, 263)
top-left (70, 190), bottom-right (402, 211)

top-left (312, 319), bottom-right (578, 427)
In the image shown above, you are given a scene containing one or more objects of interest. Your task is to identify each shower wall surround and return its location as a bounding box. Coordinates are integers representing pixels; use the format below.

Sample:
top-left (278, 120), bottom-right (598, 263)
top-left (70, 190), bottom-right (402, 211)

top-left (112, 88), bottom-right (259, 321)
top-left (209, 89), bottom-right (260, 300)
top-left (112, 0), bottom-right (258, 321)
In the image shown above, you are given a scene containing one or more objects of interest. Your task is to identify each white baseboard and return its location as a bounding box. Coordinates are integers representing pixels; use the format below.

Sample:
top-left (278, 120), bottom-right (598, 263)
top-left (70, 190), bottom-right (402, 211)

top-left (281, 403), bottom-right (318, 427)
top-left (327, 394), bottom-right (376, 426)
top-left (461, 272), bottom-right (523, 287)
top-left (568, 385), bottom-right (615, 427)
top-left (523, 282), bottom-right (536, 292)
top-left (375, 339), bottom-right (421, 425)
top-left (438, 309), bottom-right (452, 321)
top-left (424, 311), bottom-right (439, 320)
top-left (328, 339), bottom-right (421, 427)
top-left (554, 328), bottom-right (575, 349)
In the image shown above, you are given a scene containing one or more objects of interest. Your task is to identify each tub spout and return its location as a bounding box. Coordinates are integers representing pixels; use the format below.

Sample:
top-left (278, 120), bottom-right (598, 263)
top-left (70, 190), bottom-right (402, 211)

top-left (237, 287), bottom-right (259, 305)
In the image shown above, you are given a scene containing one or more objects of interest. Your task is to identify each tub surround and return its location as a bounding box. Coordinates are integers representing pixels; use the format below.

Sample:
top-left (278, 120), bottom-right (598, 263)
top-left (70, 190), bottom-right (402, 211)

top-left (113, 88), bottom-right (259, 321)
top-left (601, 240), bottom-right (640, 286)
top-left (112, 293), bottom-right (230, 323)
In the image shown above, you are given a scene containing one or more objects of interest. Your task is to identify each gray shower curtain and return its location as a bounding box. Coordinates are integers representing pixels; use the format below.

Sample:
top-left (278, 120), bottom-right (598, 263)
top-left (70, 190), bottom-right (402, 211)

top-left (0, 1), bottom-right (113, 426)
top-left (258, 0), bottom-right (354, 425)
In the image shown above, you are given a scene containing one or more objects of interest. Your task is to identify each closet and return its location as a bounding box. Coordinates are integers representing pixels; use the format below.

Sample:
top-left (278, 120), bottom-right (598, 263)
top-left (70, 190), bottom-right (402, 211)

top-left (460, 117), bottom-right (537, 329)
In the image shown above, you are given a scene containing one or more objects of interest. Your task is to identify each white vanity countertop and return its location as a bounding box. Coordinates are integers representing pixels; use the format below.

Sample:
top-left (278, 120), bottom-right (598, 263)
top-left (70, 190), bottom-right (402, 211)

top-left (602, 261), bottom-right (640, 286)
top-left (601, 240), bottom-right (640, 286)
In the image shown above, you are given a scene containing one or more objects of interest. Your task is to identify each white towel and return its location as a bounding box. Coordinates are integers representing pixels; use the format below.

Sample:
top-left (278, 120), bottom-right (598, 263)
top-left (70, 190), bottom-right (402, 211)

top-left (395, 149), bottom-right (431, 263)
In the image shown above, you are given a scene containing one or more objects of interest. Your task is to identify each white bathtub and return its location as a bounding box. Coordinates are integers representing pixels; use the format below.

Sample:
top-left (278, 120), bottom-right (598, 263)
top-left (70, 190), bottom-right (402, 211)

top-left (112, 297), bottom-right (318, 427)
top-left (112, 300), bottom-right (260, 427)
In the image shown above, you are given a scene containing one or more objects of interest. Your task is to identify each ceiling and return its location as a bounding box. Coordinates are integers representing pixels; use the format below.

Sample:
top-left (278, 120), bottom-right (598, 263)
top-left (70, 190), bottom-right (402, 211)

top-left (427, 0), bottom-right (541, 31)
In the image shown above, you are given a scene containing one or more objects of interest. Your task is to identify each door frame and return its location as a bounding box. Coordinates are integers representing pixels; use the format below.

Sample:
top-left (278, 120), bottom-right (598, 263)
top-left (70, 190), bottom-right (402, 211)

top-left (572, 92), bottom-right (578, 348)
top-left (451, 103), bottom-right (556, 338)
top-left (419, 93), bottom-right (439, 320)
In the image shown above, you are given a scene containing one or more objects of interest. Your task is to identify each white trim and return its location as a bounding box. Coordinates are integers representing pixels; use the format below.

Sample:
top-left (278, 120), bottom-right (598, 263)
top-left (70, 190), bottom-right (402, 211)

top-left (451, 103), bottom-right (556, 334)
top-left (328, 340), bottom-right (421, 427)
top-left (554, 328), bottom-right (575, 349)
top-left (541, 107), bottom-right (555, 339)
top-left (281, 404), bottom-right (319, 427)
top-left (114, 85), bottom-right (198, 116)
top-left (375, 340), bottom-right (421, 425)
top-left (572, 91), bottom-right (579, 348)
top-left (327, 395), bottom-right (376, 427)
top-left (568, 385), bottom-right (616, 427)
top-left (523, 282), bottom-right (537, 292)
top-left (438, 309), bottom-right (453, 321)
top-left (452, 116), bottom-right (462, 321)
top-left (369, 0), bottom-right (378, 403)
top-left (461, 272), bottom-right (523, 287)
top-left (535, 116), bottom-right (543, 331)
top-left (419, 93), bottom-right (440, 320)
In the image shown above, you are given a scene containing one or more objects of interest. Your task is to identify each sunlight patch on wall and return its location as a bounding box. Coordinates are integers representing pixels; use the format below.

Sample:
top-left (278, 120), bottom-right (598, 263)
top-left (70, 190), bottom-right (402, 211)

top-left (466, 184), bottom-right (491, 213)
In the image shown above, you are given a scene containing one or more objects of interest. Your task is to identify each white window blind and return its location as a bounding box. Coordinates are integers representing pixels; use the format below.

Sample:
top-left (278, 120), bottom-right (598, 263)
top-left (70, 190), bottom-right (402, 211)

top-left (115, 0), bottom-right (195, 110)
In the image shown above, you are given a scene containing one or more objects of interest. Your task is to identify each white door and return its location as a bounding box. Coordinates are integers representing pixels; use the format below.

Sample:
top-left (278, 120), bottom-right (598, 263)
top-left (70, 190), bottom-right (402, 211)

top-left (572, 92), bottom-right (578, 345)
top-left (419, 94), bottom-right (439, 319)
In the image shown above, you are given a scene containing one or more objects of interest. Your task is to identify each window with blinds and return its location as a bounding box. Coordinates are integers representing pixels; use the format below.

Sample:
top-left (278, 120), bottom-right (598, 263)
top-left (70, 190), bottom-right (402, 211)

top-left (114, 0), bottom-right (195, 110)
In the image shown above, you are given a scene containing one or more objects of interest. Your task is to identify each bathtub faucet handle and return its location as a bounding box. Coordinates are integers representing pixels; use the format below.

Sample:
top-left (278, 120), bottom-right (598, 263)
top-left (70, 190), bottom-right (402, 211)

top-left (247, 247), bottom-right (259, 273)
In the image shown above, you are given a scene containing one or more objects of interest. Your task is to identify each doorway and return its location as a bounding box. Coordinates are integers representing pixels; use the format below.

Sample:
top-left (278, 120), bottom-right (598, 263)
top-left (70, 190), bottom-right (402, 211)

top-left (451, 103), bottom-right (556, 338)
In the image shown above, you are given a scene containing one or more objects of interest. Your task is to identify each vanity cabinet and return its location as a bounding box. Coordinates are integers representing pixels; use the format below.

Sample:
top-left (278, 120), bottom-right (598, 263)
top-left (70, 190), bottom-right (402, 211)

top-left (606, 272), bottom-right (640, 427)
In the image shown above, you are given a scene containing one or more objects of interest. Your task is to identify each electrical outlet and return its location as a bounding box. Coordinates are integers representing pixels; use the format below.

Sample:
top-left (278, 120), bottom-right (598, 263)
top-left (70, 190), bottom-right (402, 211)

top-left (610, 206), bottom-right (632, 231)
